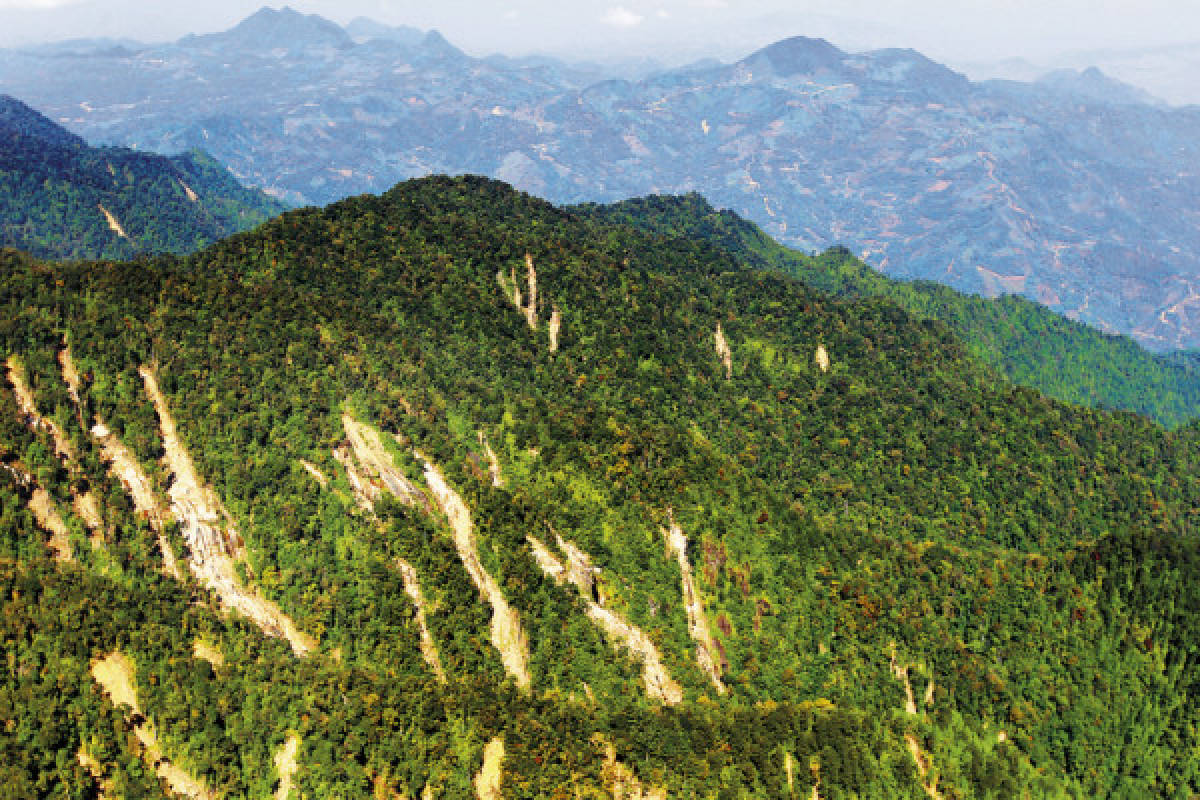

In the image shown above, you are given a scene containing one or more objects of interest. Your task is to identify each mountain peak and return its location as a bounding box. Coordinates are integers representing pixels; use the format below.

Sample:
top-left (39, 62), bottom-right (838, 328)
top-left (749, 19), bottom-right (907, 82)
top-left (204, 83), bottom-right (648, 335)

top-left (1037, 66), bottom-right (1163, 106)
top-left (180, 5), bottom-right (352, 52)
top-left (742, 36), bottom-right (846, 76)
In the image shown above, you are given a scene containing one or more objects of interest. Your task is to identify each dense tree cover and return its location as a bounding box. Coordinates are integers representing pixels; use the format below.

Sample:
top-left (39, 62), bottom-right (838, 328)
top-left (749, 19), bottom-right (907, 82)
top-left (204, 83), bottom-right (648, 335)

top-left (0, 94), bottom-right (286, 261)
top-left (1, 175), bottom-right (1198, 797)
top-left (574, 193), bottom-right (1200, 429)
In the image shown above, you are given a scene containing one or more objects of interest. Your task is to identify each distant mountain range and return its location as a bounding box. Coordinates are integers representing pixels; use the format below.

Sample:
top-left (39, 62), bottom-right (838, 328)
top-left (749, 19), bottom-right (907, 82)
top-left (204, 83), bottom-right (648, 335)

top-left (0, 94), bottom-right (284, 260)
top-left (1, 7), bottom-right (1198, 348)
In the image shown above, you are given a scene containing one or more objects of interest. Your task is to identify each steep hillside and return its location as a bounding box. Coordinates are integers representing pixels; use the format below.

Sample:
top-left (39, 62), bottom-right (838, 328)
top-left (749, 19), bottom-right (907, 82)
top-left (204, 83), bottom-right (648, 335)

top-left (3, 12), bottom-right (1200, 346)
top-left (0, 95), bottom-right (285, 260)
top-left (2, 176), bottom-right (1198, 798)
top-left (576, 193), bottom-right (1200, 429)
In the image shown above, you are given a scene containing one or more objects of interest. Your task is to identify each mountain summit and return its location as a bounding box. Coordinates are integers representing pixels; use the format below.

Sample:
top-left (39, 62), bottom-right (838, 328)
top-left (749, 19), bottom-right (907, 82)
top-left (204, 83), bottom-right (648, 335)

top-left (179, 5), bottom-right (353, 52)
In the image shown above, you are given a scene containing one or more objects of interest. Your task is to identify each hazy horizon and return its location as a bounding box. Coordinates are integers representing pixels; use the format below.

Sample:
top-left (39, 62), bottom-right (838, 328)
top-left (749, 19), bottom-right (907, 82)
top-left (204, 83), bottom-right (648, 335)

top-left (1, 1), bottom-right (1197, 103)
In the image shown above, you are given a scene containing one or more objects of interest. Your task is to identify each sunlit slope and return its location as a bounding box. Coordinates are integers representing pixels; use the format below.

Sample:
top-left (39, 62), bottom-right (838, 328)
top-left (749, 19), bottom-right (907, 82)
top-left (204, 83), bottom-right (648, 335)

top-left (1, 176), bottom-right (1197, 798)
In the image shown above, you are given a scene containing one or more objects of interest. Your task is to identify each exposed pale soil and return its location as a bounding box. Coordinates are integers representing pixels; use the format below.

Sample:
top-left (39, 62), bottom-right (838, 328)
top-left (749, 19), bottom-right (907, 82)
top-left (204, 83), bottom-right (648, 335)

top-left (192, 639), bottom-right (225, 667)
top-left (92, 651), bottom-right (217, 800)
top-left (90, 419), bottom-right (181, 578)
top-left (890, 644), bottom-right (943, 800)
top-left (273, 734), bottom-right (301, 800)
top-left (299, 459), bottom-right (327, 488)
top-left (474, 737), bottom-right (505, 800)
top-left (29, 488), bottom-right (71, 561)
top-left (594, 735), bottom-right (667, 800)
top-left (528, 533), bottom-right (682, 705)
top-left (141, 367), bottom-right (315, 656)
top-left (418, 451), bottom-right (531, 689)
top-left (341, 413), bottom-right (428, 510)
top-left (662, 518), bottom-right (727, 694)
top-left (548, 308), bottom-right (561, 353)
top-left (396, 558), bottom-right (447, 683)
top-left (97, 204), bottom-right (129, 238)
top-left (714, 324), bottom-right (733, 379)
top-left (815, 344), bottom-right (830, 373)
top-left (477, 431), bottom-right (504, 488)
top-left (9, 354), bottom-right (103, 541)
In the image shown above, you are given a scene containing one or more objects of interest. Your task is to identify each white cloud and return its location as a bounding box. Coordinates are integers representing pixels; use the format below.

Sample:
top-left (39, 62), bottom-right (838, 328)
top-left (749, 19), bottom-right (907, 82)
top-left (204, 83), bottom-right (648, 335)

top-left (602, 6), bottom-right (645, 27)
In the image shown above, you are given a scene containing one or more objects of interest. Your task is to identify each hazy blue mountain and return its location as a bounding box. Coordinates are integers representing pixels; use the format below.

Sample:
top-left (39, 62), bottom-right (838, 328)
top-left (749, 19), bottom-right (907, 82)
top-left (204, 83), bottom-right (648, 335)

top-left (2, 10), bottom-right (1199, 347)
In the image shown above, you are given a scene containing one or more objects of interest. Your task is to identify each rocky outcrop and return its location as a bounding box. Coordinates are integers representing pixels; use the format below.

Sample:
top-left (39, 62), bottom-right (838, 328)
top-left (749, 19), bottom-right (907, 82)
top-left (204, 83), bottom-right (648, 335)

top-left (528, 533), bottom-right (683, 705)
top-left (663, 518), bottom-right (727, 694)
top-left (339, 413), bottom-right (429, 510)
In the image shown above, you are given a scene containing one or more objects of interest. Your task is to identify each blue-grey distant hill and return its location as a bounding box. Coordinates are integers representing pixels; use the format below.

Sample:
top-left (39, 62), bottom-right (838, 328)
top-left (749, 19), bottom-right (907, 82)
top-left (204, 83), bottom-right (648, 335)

top-left (2, 7), bottom-right (1198, 347)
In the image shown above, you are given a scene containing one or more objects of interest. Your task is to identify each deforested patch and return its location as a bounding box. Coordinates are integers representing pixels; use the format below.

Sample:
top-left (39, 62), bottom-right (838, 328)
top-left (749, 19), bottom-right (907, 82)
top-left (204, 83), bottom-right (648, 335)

top-left (528, 533), bottom-right (683, 705)
top-left (662, 517), bottom-right (727, 694)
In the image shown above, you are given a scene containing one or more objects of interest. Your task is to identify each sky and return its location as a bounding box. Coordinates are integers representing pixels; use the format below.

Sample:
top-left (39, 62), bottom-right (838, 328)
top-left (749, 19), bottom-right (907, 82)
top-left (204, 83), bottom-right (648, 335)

top-left (0, 0), bottom-right (1197, 73)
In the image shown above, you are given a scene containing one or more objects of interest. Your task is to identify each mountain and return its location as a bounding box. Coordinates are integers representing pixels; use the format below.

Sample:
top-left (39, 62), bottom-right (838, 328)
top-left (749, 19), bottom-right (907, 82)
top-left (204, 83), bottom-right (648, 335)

top-left (0, 94), bottom-right (285, 261)
top-left (576, 192), bottom-right (1200, 428)
top-left (1035, 66), bottom-right (1165, 107)
top-left (2, 175), bottom-right (1199, 798)
top-left (1, 12), bottom-right (1196, 348)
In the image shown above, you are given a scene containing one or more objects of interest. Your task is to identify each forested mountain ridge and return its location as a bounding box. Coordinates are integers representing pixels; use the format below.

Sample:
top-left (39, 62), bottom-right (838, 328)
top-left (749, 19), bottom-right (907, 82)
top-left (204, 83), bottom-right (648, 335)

top-left (575, 193), bottom-right (1200, 429)
top-left (0, 94), bottom-right (285, 260)
top-left (4, 8), bottom-right (1200, 347)
top-left (2, 175), bottom-right (1198, 798)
